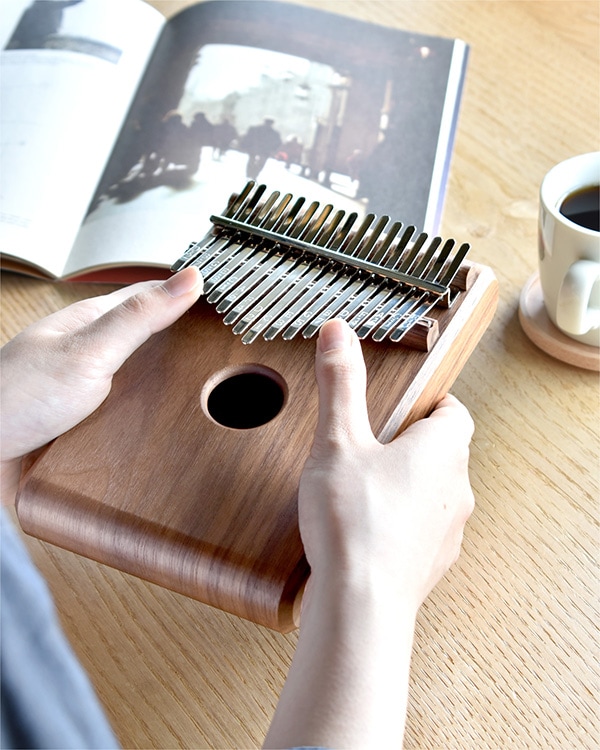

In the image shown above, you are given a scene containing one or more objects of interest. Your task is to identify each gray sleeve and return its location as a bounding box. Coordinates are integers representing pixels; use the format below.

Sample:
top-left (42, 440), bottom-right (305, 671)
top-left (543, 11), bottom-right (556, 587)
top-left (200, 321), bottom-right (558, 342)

top-left (1, 511), bottom-right (119, 750)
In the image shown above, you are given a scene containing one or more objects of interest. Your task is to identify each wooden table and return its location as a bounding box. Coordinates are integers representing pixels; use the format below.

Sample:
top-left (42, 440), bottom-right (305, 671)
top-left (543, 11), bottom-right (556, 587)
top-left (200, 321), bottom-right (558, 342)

top-left (2, 1), bottom-right (598, 747)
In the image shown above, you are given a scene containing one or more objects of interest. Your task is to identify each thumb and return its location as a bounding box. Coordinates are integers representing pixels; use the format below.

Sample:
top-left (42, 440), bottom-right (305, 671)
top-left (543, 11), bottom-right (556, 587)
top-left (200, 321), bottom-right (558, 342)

top-left (72, 266), bottom-right (203, 374)
top-left (312, 319), bottom-right (374, 451)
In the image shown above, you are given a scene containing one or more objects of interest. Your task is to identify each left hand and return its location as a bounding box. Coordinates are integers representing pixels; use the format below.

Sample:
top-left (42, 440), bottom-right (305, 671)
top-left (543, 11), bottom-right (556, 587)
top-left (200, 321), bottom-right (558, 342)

top-left (0, 267), bottom-right (202, 504)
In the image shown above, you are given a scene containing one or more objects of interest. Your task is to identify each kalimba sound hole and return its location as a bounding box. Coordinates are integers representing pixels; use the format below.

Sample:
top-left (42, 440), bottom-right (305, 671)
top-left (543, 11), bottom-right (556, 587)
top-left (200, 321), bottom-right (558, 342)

top-left (205, 368), bottom-right (286, 429)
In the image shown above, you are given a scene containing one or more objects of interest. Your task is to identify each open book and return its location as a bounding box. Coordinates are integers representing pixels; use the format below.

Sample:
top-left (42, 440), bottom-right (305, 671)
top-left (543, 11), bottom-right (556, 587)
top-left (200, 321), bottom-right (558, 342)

top-left (0, 0), bottom-right (468, 283)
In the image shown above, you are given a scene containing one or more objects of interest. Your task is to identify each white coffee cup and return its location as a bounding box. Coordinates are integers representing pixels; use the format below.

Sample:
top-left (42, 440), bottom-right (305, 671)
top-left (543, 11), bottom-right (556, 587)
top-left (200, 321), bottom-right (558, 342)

top-left (538, 152), bottom-right (600, 347)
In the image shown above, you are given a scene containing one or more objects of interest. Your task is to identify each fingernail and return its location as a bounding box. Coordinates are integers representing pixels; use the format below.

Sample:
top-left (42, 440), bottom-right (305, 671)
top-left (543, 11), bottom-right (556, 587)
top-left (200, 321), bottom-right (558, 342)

top-left (318, 319), bottom-right (352, 352)
top-left (162, 267), bottom-right (203, 298)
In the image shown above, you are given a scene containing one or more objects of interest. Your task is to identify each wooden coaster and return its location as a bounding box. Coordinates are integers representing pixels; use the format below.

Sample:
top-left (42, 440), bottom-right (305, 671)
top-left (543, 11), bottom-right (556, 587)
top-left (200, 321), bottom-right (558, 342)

top-left (518, 272), bottom-right (600, 371)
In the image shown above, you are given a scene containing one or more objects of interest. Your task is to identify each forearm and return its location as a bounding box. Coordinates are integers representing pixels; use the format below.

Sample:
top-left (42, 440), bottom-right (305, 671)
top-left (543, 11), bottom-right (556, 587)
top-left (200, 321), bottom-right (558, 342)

top-left (263, 571), bottom-right (416, 749)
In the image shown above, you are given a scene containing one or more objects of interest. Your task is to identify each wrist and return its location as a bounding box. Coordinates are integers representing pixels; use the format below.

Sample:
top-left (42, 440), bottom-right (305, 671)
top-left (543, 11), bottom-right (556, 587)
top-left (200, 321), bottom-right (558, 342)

top-left (305, 552), bottom-right (422, 624)
top-left (303, 564), bottom-right (419, 634)
top-left (266, 563), bottom-right (416, 748)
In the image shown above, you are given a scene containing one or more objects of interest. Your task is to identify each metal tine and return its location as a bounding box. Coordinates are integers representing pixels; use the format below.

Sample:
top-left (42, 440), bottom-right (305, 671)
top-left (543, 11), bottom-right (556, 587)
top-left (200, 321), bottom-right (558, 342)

top-left (423, 237), bottom-right (455, 281)
top-left (370, 292), bottom-right (427, 342)
top-left (412, 235), bottom-right (443, 276)
top-left (229, 202), bottom-right (330, 313)
top-left (202, 245), bottom-right (259, 294)
top-left (205, 192), bottom-right (298, 286)
top-left (279, 212), bottom-right (367, 339)
top-left (341, 213), bottom-right (377, 257)
top-left (300, 203), bottom-right (334, 244)
top-left (205, 194), bottom-right (294, 302)
top-left (252, 211), bottom-right (349, 341)
top-left (202, 237), bottom-right (272, 291)
top-left (199, 231), bottom-right (261, 279)
top-left (293, 217), bottom-right (394, 340)
top-left (269, 194), bottom-right (307, 234)
top-left (347, 233), bottom-right (429, 331)
top-left (225, 258), bottom-right (301, 328)
top-left (223, 180), bottom-right (259, 219)
top-left (220, 260), bottom-right (290, 323)
top-left (437, 241), bottom-right (471, 287)
top-left (248, 205), bottom-right (341, 300)
top-left (327, 211), bottom-right (360, 251)
top-left (354, 241), bottom-right (444, 336)
top-left (217, 199), bottom-right (318, 316)
top-left (355, 215), bottom-right (389, 261)
top-left (235, 182), bottom-right (268, 222)
top-left (245, 188), bottom-right (282, 226)
top-left (394, 229), bottom-right (429, 274)
top-left (261, 257), bottom-right (359, 340)
top-left (368, 221), bottom-right (403, 265)
top-left (328, 280), bottom-right (389, 328)
top-left (328, 222), bottom-right (414, 326)
top-left (314, 209), bottom-right (346, 247)
top-left (170, 182), bottom-right (256, 270)
top-left (345, 284), bottom-right (402, 339)
top-left (184, 184), bottom-right (274, 274)
top-left (234, 260), bottom-right (319, 339)
top-left (253, 190), bottom-right (295, 231)
top-left (198, 186), bottom-right (271, 260)
top-left (389, 295), bottom-right (441, 342)
top-left (217, 245), bottom-right (303, 313)
top-left (344, 283), bottom-right (401, 331)
top-left (200, 190), bottom-right (286, 285)
top-left (226, 202), bottom-right (332, 319)
top-left (382, 225), bottom-right (417, 269)
top-left (351, 233), bottom-right (422, 325)
top-left (172, 186), bottom-right (263, 271)
top-left (262, 270), bottom-right (340, 341)
top-left (280, 222), bottom-right (370, 339)
top-left (229, 251), bottom-right (317, 325)
top-left (330, 222), bottom-right (415, 336)
top-left (189, 233), bottom-right (246, 274)
top-left (228, 207), bottom-right (336, 331)
top-left (287, 200), bottom-right (321, 239)
top-left (207, 222), bottom-right (294, 299)
top-left (305, 232), bottom-right (454, 342)
top-left (298, 277), bottom-right (365, 340)
top-left (284, 274), bottom-right (357, 340)
top-left (210, 251), bottom-right (285, 307)
top-left (361, 292), bottom-right (420, 341)
top-left (209, 196), bottom-right (311, 305)
top-left (171, 231), bottom-right (224, 271)
top-left (243, 264), bottom-right (333, 343)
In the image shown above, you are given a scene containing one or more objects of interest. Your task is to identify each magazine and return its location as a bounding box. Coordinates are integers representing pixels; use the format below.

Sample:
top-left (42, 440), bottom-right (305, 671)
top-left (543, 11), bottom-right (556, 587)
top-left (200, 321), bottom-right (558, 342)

top-left (0, 0), bottom-right (469, 282)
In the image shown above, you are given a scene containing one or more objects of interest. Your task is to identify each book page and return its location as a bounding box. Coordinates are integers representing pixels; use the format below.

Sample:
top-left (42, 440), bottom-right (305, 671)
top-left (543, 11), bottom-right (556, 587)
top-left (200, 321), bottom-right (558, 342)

top-left (0, 0), bottom-right (164, 278)
top-left (65, 0), bottom-right (467, 280)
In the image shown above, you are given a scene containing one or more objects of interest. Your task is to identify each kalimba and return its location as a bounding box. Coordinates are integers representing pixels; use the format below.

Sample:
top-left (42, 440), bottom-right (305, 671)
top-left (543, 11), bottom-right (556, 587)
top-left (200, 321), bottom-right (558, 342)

top-left (17, 182), bottom-right (498, 632)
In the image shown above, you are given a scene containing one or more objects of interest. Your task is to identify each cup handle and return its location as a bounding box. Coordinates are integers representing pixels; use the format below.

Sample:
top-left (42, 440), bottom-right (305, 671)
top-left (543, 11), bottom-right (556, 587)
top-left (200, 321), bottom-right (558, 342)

top-left (556, 260), bottom-right (600, 335)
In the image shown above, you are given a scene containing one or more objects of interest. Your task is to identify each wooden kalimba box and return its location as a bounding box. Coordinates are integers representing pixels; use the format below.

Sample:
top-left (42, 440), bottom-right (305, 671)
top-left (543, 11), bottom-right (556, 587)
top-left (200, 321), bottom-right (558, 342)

top-left (17, 182), bottom-right (498, 632)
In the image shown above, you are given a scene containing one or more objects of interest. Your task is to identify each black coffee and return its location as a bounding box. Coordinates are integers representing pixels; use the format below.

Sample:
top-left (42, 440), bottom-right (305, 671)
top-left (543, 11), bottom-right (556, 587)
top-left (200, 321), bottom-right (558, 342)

top-left (559, 185), bottom-right (600, 232)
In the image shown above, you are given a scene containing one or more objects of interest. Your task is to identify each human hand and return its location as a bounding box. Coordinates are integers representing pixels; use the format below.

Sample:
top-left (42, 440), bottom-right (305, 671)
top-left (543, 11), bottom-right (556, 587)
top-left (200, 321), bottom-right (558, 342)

top-left (298, 318), bottom-right (475, 614)
top-left (0, 267), bottom-right (202, 504)
top-left (265, 319), bottom-right (475, 749)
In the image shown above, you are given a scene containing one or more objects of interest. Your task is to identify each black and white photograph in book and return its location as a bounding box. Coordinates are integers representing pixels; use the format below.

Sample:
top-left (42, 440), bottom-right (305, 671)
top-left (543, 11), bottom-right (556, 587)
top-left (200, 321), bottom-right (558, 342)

top-left (86, 0), bottom-right (468, 236)
top-left (6, 0), bottom-right (122, 63)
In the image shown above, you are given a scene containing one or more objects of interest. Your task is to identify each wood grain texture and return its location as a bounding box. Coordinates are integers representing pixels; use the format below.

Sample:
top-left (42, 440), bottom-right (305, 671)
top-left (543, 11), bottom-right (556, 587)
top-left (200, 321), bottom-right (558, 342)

top-left (2, 1), bottom-right (599, 748)
top-left (519, 271), bottom-right (600, 371)
top-left (16, 264), bottom-right (497, 632)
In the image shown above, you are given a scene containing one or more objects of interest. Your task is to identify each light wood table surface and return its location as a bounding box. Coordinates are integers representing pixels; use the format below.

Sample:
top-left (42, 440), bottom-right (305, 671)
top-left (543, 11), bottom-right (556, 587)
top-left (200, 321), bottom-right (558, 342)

top-left (2, 2), bottom-right (598, 748)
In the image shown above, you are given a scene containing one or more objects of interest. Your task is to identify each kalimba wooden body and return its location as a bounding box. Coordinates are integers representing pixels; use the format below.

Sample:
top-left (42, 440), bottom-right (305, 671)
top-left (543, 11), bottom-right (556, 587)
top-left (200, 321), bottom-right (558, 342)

top-left (16, 185), bottom-right (498, 632)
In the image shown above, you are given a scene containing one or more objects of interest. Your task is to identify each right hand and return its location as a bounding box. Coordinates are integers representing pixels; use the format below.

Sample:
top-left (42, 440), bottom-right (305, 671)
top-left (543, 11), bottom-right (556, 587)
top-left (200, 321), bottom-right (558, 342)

top-left (298, 319), bottom-right (475, 614)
